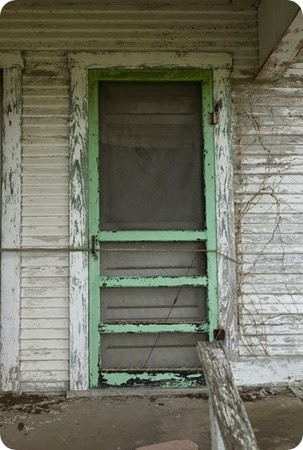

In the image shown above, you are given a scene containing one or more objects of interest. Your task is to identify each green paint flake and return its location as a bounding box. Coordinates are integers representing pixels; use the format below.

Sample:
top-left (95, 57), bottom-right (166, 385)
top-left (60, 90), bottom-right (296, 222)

top-left (100, 372), bottom-right (205, 388)
top-left (99, 323), bottom-right (209, 334)
top-left (99, 276), bottom-right (208, 288)
top-left (98, 230), bottom-right (207, 242)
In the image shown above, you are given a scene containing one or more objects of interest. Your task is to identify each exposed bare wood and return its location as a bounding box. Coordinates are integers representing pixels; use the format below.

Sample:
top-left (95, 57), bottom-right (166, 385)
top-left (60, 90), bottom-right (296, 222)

top-left (257, 11), bottom-right (303, 80)
top-left (197, 342), bottom-right (259, 450)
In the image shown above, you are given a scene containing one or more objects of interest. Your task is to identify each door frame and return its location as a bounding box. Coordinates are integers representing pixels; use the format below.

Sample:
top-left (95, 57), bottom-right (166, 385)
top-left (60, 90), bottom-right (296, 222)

top-left (68, 52), bottom-right (236, 391)
top-left (89, 69), bottom-right (217, 388)
top-left (0, 52), bottom-right (23, 392)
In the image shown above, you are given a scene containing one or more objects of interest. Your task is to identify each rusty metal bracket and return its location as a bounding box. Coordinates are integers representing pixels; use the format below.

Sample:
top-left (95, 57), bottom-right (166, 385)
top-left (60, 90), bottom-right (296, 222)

top-left (208, 102), bottom-right (221, 126)
top-left (91, 235), bottom-right (100, 259)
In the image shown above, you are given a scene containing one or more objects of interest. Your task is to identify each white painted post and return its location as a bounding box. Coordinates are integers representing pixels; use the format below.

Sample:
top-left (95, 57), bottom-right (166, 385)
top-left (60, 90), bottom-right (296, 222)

top-left (69, 67), bottom-right (89, 391)
top-left (213, 69), bottom-right (238, 360)
top-left (0, 53), bottom-right (23, 392)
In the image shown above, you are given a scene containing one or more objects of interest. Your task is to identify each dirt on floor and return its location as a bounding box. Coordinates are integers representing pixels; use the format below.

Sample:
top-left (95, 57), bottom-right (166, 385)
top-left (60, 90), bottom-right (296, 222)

top-left (0, 391), bottom-right (302, 450)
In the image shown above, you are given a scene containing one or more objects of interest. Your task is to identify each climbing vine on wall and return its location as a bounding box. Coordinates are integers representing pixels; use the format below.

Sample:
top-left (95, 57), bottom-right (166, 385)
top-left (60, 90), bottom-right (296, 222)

top-left (233, 78), bottom-right (303, 357)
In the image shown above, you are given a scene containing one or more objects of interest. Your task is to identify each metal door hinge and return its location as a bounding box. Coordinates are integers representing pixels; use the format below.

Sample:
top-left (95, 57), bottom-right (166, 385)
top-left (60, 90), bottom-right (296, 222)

top-left (209, 110), bottom-right (220, 126)
top-left (214, 329), bottom-right (225, 341)
top-left (91, 235), bottom-right (100, 259)
top-left (208, 102), bottom-right (221, 126)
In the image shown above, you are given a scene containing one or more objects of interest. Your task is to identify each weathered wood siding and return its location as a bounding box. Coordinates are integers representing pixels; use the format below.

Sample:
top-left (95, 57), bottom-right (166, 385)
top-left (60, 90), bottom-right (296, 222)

top-left (2, 0), bottom-right (303, 391)
top-left (0, 0), bottom-right (258, 391)
top-left (20, 52), bottom-right (70, 391)
top-left (0, 0), bottom-right (258, 79)
top-left (287, 51), bottom-right (303, 78)
top-left (233, 76), bottom-right (303, 359)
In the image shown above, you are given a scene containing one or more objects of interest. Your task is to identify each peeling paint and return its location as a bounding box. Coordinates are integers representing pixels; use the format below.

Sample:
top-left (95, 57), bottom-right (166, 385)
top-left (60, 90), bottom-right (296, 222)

top-left (257, 11), bottom-right (303, 79)
top-left (99, 371), bottom-right (205, 388)
top-left (0, 56), bottom-right (23, 392)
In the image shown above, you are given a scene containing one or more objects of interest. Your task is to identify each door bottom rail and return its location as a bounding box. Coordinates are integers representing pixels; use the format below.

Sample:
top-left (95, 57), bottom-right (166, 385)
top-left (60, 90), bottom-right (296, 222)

top-left (99, 369), bottom-right (206, 388)
top-left (98, 322), bottom-right (209, 334)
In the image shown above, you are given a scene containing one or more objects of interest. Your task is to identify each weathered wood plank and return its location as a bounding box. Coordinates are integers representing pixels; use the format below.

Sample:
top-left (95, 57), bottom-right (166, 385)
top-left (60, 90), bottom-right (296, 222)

top-left (20, 349), bottom-right (68, 360)
top-left (21, 328), bottom-right (68, 340)
top-left (69, 67), bottom-right (89, 391)
top-left (0, 56), bottom-right (23, 392)
top-left (197, 341), bottom-right (258, 450)
top-left (213, 69), bottom-right (237, 359)
top-left (20, 381), bottom-right (68, 392)
top-left (232, 356), bottom-right (303, 386)
top-left (68, 51), bottom-right (232, 69)
top-left (20, 370), bottom-right (69, 382)
top-left (20, 339), bottom-right (68, 350)
top-left (209, 399), bottom-right (225, 450)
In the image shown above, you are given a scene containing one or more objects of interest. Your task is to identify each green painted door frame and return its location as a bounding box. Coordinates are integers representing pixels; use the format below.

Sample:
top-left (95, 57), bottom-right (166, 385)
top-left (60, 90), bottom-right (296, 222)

top-left (88, 69), bottom-right (218, 388)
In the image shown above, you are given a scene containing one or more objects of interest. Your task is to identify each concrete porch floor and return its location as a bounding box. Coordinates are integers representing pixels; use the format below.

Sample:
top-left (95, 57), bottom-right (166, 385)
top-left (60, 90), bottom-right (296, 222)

top-left (0, 393), bottom-right (302, 450)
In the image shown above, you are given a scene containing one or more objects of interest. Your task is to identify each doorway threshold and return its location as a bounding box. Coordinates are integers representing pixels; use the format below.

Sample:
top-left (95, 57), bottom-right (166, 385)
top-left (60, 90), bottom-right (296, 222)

top-left (67, 387), bottom-right (208, 399)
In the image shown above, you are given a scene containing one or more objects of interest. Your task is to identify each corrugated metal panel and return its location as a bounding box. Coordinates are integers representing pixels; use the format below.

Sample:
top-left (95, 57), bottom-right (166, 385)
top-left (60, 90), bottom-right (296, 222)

top-left (20, 52), bottom-right (69, 391)
top-left (0, 0), bottom-right (258, 79)
top-left (233, 78), bottom-right (303, 359)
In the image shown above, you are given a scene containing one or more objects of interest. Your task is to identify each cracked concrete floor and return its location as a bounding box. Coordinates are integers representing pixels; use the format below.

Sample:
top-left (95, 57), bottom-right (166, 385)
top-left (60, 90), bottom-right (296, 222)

top-left (0, 393), bottom-right (302, 450)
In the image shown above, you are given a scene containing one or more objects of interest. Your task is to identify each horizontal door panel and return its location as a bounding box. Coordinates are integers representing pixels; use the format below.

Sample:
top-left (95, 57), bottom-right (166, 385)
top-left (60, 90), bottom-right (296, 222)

top-left (100, 242), bottom-right (206, 277)
top-left (100, 82), bottom-right (201, 115)
top-left (100, 287), bottom-right (207, 322)
top-left (101, 333), bottom-right (207, 369)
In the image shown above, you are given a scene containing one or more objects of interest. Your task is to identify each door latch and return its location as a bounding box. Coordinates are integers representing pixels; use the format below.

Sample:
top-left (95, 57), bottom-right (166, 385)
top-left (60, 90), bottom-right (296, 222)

top-left (91, 235), bottom-right (100, 259)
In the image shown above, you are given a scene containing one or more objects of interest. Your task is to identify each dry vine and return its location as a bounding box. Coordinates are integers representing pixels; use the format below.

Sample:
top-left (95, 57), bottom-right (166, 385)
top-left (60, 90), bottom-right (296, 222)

top-left (233, 78), bottom-right (303, 358)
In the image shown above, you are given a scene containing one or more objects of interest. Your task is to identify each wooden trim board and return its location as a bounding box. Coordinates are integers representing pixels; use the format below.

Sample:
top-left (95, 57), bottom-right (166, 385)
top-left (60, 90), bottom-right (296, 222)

top-left (0, 52), bottom-right (23, 392)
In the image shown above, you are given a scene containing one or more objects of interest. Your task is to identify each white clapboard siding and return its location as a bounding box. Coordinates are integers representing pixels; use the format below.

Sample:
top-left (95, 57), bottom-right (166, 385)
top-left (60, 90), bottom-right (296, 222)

top-left (286, 49), bottom-right (303, 78)
top-left (0, 0), bottom-right (258, 79)
top-left (0, 0), bottom-right (298, 390)
top-left (20, 51), bottom-right (69, 391)
top-left (242, 294), bottom-right (303, 305)
top-left (20, 350), bottom-right (69, 361)
top-left (2, 0), bottom-right (256, 391)
top-left (234, 78), bottom-right (303, 359)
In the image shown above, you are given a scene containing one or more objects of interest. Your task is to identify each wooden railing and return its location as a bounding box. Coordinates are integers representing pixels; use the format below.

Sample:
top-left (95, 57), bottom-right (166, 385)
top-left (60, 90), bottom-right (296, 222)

top-left (197, 342), bottom-right (259, 450)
